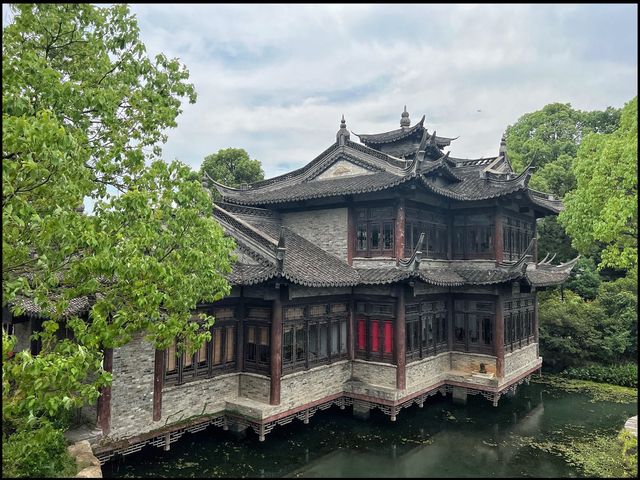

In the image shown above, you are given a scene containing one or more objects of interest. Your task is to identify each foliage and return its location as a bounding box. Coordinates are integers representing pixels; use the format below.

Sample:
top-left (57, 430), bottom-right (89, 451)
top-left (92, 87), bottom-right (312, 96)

top-left (505, 103), bottom-right (620, 173)
top-left (565, 257), bottom-right (601, 300)
top-left (560, 97), bottom-right (638, 271)
top-left (2, 419), bottom-right (77, 478)
top-left (200, 148), bottom-right (264, 188)
top-left (532, 374), bottom-right (637, 403)
top-left (527, 154), bottom-right (576, 198)
top-left (2, 4), bottom-right (236, 474)
top-left (538, 289), bottom-right (634, 371)
top-left (535, 216), bottom-right (577, 264)
top-left (619, 430), bottom-right (638, 478)
top-left (561, 363), bottom-right (638, 388)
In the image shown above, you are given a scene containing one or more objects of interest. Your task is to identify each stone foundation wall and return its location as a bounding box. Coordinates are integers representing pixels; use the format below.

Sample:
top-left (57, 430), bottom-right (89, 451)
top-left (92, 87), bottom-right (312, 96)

top-left (282, 208), bottom-right (348, 261)
top-left (351, 359), bottom-right (396, 388)
top-left (504, 343), bottom-right (539, 379)
top-left (405, 352), bottom-right (450, 395)
top-left (277, 361), bottom-right (351, 412)
top-left (161, 373), bottom-right (239, 426)
top-left (239, 373), bottom-right (270, 403)
top-left (450, 351), bottom-right (497, 375)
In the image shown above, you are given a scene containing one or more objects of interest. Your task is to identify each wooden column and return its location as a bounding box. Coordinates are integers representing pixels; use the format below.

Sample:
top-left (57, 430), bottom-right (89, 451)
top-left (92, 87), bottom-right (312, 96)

top-left (348, 293), bottom-right (355, 360)
top-left (494, 292), bottom-right (505, 378)
top-left (269, 286), bottom-right (285, 406)
top-left (395, 198), bottom-right (405, 260)
top-left (237, 291), bottom-right (245, 372)
top-left (153, 348), bottom-right (164, 421)
top-left (97, 348), bottom-right (113, 435)
top-left (395, 284), bottom-right (406, 390)
top-left (494, 206), bottom-right (504, 264)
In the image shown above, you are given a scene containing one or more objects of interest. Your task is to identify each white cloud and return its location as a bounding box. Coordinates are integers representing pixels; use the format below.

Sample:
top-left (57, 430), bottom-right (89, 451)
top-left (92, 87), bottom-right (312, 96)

top-left (127, 4), bottom-right (637, 178)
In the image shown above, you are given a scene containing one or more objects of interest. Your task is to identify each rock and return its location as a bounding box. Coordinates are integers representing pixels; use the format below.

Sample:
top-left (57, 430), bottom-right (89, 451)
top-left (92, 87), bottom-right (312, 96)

top-left (76, 465), bottom-right (103, 478)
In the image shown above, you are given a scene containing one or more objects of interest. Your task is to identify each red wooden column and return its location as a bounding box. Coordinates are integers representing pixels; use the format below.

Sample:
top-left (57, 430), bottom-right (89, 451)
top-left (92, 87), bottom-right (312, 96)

top-left (153, 348), bottom-right (164, 421)
top-left (97, 347), bottom-right (113, 435)
top-left (395, 284), bottom-right (406, 390)
top-left (494, 206), bottom-right (504, 264)
top-left (270, 286), bottom-right (285, 406)
top-left (494, 292), bottom-right (505, 378)
top-left (395, 198), bottom-right (405, 260)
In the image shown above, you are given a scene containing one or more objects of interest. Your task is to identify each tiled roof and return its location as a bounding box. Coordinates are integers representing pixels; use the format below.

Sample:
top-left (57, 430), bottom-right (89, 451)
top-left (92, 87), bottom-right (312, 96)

top-left (355, 116), bottom-right (455, 147)
top-left (10, 295), bottom-right (91, 319)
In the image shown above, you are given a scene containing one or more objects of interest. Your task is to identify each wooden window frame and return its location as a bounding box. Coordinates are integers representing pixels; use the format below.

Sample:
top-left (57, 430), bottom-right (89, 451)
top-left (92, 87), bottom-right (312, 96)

top-left (452, 213), bottom-right (495, 260)
top-left (453, 296), bottom-right (495, 354)
top-left (406, 299), bottom-right (448, 362)
top-left (503, 294), bottom-right (535, 352)
top-left (354, 206), bottom-right (396, 258)
top-left (282, 301), bottom-right (349, 374)
top-left (404, 207), bottom-right (448, 259)
top-left (164, 319), bottom-right (238, 386)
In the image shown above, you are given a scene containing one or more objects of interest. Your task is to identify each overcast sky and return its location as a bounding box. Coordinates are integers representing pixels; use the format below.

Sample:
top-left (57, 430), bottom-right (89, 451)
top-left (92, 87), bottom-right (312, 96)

top-left (5, 4), bottom-right (638, 179)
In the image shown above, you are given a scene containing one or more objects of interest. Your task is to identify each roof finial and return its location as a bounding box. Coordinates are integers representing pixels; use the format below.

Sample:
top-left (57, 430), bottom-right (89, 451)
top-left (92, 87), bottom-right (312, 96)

top-left (400, 106), bottom-right (410, 128)
top-left (499, 132), bottom-right (507, 156)
top-left (337, 114), bottom-right (350, 145)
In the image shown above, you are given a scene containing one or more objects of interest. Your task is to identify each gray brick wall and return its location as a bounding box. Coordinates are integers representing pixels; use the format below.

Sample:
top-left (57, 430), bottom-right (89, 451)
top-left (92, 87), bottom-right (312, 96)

top-left (504, 343), bottom-right (539, 379)
top-left (109, 334), bottom-right (155, 440)
top-left (282, 208), bottom-right (348, 261)
top-left (278, 361), bottom-right (351, 411)
top-left (239, 373), bottom-right (270, 403)
top-left (405, 352), bottom-right (450, 394)
top-left (351, 359), bottom-right (396, 388)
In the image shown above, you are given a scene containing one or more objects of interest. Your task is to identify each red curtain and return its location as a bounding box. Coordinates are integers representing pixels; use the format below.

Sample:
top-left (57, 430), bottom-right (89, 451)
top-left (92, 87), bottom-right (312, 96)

top-left (384, 321), bottom-right (393, 354)
top-left (371, 320), bottom-right (379, 352)
top-left (357, 318), bottom-right (366, 350)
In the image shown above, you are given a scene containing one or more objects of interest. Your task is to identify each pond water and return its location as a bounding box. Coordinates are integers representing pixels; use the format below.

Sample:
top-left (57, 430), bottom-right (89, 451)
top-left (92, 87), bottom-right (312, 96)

top-left (103, 379), bottom-right (637, 478)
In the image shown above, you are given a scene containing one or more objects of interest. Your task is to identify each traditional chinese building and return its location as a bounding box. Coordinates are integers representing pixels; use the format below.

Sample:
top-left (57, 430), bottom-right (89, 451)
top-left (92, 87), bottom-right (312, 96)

top-left (4, 108), bottom-right (578, 463)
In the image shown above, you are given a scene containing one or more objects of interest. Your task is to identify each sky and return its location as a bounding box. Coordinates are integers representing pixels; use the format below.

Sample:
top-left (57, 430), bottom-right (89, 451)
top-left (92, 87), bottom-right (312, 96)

top-left (4, 4), bottom-right (638, 179)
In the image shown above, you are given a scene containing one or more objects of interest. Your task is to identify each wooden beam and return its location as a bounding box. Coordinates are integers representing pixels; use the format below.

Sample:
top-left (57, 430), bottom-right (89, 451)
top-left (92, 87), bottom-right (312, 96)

top-left (395, 285), bottom-right (406, 390)
top-left (494, 292), bottom-right (505, 378)
top-left (153, 348), bottom-right (164, 421)
top-left (269, 286), bottom-right (285, 405)
top-left (395, 198), bottom-right (405, 260)
top-left (98, 348), bottom-right (113, 435)
top-left (533, 289), bottom-right (539, 357)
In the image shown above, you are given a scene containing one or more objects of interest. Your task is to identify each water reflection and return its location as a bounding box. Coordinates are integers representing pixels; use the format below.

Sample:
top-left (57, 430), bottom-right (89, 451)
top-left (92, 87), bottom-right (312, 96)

top-left (104, 382), bottom-right (636, 478)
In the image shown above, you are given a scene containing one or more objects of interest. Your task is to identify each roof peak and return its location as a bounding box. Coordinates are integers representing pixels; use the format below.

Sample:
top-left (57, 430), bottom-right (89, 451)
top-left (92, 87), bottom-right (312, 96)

top-left (400, 105), bottom-right (410, 128)
top-left (337, 114), bottom-right (350, 145)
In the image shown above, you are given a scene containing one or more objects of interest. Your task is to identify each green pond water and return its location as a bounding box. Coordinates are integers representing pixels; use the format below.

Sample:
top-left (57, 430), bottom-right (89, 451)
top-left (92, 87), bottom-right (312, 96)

top-left (102, 379), bottom-right (637, 478)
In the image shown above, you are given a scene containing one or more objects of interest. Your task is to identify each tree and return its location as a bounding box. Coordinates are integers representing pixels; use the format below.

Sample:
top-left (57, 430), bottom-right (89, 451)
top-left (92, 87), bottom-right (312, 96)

top-left (2, 4), bottom-right (235, 473)
top-left (505, 102), bottom-right (621, 265)
top-left (505, 103), bottom-right (621, 173)
top-left (200, 148), bottom-right (264, 187)
top-left (560, 97), bottom-right (637, 272)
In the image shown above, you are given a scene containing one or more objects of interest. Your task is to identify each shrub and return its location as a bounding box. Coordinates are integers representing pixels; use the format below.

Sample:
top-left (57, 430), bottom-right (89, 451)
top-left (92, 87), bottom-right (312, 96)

top-left (561, 363), bottom-right (638, 388)
top-left (2, 421), bottom-right (77, 478)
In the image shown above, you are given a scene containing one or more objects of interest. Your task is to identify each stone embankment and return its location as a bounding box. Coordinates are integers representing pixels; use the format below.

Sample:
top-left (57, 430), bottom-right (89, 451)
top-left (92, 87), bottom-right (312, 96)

top-left (624, 415), bottom-right (637, 438)
top-left (67, 440), bottom-right (102, 478)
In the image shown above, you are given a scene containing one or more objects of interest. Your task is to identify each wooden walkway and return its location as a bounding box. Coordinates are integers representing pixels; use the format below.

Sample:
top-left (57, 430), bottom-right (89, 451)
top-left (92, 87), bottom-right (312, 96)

top-left (624, 415), bottom-right (637, 438)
